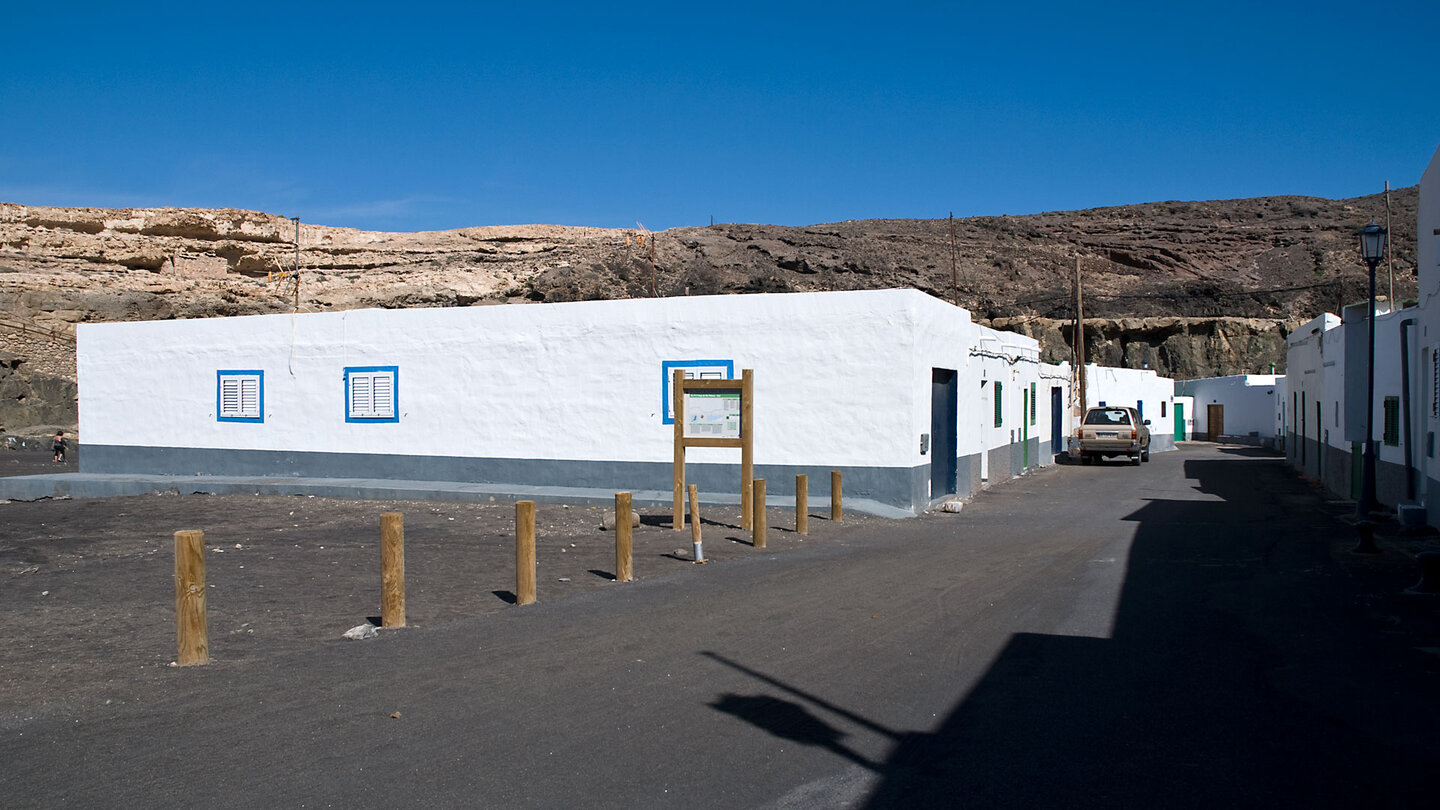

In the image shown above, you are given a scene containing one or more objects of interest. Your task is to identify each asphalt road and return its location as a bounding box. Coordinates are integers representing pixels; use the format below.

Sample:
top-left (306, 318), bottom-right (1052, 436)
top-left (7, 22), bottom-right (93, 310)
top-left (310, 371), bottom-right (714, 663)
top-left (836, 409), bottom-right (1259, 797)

top-left (4, 444), bottom-right (1438, 808)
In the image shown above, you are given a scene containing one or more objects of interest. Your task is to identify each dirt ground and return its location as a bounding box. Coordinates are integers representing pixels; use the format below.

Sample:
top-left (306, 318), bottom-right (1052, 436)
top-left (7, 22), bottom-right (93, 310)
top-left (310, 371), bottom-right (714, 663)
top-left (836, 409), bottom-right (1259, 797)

top-left (0, 450), bottom-right (882, 725)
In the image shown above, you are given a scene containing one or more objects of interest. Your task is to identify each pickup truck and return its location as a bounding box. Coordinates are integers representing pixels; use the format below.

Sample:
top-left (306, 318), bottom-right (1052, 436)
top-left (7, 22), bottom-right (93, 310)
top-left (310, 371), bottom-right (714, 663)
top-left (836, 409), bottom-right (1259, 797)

top-left (1076, 406), bottom-right (1151, 466)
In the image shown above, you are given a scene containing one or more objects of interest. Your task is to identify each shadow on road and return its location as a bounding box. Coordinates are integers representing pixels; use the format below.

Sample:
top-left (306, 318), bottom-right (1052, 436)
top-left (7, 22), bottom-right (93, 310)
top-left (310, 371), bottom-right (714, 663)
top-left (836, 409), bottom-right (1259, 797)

top-left (705, 453), bottom-right (1440, 807)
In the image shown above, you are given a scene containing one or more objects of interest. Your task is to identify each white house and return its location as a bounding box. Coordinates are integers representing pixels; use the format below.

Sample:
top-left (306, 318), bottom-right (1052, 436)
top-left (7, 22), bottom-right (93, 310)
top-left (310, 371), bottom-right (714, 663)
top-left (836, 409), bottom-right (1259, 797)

top-left (1082, 364), bottom-right (1178, 452)
top-left (1175, 374), bottom-right (1282, 445)
top-left (74, 288), bottom-right (1097, 516)
top-left (1284, 281), bottom-right (1425, 508)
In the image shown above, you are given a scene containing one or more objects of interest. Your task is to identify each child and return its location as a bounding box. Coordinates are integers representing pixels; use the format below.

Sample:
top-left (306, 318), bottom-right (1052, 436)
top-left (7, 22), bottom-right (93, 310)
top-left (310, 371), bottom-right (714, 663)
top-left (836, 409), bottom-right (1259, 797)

top-left (52, 430), bottom-right (66, 463)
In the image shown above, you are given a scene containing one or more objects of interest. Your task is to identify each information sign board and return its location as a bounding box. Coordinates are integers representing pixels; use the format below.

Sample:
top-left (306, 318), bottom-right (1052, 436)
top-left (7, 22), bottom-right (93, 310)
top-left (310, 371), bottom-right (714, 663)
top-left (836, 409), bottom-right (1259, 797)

top-left (683, 389), bottom-right (742, 439)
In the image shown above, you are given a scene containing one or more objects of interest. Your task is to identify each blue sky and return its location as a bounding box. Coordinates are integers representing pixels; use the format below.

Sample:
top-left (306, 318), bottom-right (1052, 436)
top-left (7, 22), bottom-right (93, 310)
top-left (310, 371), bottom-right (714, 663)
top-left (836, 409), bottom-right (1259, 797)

top-left (3, 2), bottom-right (1437, 232)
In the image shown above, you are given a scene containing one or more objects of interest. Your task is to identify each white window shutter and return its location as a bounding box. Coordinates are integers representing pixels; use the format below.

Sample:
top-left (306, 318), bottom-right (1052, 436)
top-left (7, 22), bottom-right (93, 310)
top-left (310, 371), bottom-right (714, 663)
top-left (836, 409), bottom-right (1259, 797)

top-left (220, 377), bottom-right (241, 416)
top-left (350, 374), bottom-right (373, 418)
top-left (240, 377), bottom-right (259, 417)
top-left (371, 373), bottom-right (394, 418)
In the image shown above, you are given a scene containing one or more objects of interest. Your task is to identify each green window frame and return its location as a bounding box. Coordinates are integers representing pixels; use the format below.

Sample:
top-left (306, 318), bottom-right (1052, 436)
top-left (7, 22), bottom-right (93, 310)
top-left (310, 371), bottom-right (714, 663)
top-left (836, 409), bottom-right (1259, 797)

top-left (994, 381), bottom-right (1004, 428)
top-left (1383, 396), bottom-right (1400, 446)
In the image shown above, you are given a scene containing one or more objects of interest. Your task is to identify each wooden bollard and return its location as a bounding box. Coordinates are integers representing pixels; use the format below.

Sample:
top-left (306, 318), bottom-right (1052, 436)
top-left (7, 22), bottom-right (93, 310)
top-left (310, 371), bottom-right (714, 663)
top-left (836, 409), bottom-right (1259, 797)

top-left (174, 529), bottom-right (208, 666)
top-left (688, 483), bottom-right (705, 562)
top-left (831, 470), bottom-right (843, 522)
top-left (615, 492), bottom-right (634, 583)
top-left (516, 501), bottom-right (536, 605)
top-left (380, 512), bottom-right (405, 628)
top-left (753, 478), bottom-right (767, 549)
top-left (795, 474), bottom-right (808, 536)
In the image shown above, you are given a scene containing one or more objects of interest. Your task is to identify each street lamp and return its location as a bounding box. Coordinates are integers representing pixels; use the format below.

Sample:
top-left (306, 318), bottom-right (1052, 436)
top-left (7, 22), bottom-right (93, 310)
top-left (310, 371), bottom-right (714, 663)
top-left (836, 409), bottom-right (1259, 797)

top-left (1355, 220), bottom-right (1387, 553)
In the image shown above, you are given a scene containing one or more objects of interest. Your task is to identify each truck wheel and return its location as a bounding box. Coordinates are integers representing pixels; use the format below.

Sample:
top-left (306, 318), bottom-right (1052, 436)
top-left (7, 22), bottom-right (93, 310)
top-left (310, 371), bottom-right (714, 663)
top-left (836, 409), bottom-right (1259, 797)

top-left (1080, 453), bottom-right (1092, 466)
top-left (1142, 447), bottom-right (1150, 462)
top-left (1130, 453), bottom-right (1141, 466)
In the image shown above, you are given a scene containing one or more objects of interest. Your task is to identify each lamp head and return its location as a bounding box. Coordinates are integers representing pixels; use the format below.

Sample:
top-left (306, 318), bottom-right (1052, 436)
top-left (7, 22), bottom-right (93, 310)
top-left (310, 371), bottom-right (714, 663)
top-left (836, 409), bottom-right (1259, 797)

top-left (1359, 220), bottom-right (1388, 263)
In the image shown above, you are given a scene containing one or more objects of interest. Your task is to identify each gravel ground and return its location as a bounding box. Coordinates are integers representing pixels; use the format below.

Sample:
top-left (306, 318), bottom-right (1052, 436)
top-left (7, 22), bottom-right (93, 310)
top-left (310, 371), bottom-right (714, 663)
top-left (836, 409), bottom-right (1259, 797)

top-left (0, 450), bottom-right (883, 723)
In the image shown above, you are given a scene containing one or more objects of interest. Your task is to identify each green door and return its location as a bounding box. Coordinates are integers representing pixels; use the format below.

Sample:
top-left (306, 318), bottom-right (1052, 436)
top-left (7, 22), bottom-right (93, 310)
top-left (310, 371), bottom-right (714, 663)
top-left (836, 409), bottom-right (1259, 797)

top-left (1174, 402), bottom-right (1185, 441)
top-left (1021, 395), bottom-right (1029, 467)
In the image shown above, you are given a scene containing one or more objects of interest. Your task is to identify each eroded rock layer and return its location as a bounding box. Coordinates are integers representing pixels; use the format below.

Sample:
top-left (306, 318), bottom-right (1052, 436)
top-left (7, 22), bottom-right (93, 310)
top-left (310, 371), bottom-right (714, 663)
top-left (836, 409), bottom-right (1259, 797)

top-left (0, 188), bottom-right (1418, 432)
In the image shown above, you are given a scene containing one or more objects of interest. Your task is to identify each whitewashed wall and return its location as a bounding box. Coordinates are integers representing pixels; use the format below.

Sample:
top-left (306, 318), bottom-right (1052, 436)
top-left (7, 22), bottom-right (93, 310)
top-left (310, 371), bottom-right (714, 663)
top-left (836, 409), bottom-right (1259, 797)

top-left (80, 291), bottom-right (931, 465)
top-left (1416, 145), bottom-right (1440, 519)
top-left (1175, 375), bottom-right (1281, 439)
top-left (1083, 365), bottom-right (1176, 448)
top-left (78, 288), bottom-right (1065, 512)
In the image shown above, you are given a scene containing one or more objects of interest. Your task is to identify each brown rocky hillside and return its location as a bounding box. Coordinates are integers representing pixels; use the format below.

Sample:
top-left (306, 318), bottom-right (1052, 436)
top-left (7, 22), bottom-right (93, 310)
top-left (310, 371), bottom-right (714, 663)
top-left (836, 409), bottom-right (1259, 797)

top-left (0, 189), bottom-right (1417, 434)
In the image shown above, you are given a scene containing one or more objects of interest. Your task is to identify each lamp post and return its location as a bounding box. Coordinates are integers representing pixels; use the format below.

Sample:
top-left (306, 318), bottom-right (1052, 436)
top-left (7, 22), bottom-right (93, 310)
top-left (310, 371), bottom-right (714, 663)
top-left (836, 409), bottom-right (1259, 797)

top-left (1354, 220), bottom-right (1387, 554)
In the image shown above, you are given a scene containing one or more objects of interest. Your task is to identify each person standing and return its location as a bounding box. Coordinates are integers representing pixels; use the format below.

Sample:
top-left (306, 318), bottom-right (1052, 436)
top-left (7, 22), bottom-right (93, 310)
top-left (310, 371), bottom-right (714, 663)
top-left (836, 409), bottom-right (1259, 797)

top-left (52, 430), bottom-right (66, 463)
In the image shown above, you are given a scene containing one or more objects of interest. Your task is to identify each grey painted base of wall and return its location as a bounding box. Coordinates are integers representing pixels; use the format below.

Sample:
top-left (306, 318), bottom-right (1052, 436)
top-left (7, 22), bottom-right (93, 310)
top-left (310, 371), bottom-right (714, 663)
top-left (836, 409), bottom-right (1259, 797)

top-left (72, 439), bottom-right (1071, 517)
top-left (81, 444), bottom-right (933, 510)
top-left (1287, 432), bottom-right (1422, 516)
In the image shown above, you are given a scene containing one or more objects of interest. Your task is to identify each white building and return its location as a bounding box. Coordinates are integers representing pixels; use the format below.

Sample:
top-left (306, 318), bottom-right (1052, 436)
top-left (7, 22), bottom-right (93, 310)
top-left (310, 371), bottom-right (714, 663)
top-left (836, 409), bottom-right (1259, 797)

top-left (1082, 364), bottom-right (1179, 450)
top-left (1175, 374), bottom-right (1282, 445)
top-left (75, 288), bottom-right (1107, 516)
top-left (1282, 142), bottom-right (1437, 517)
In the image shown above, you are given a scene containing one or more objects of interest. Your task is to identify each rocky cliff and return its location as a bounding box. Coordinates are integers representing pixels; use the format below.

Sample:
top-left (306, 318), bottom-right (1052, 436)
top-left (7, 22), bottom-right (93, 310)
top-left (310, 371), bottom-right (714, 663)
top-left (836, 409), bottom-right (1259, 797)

top-left (0, 188), bottom-right (1417, 433)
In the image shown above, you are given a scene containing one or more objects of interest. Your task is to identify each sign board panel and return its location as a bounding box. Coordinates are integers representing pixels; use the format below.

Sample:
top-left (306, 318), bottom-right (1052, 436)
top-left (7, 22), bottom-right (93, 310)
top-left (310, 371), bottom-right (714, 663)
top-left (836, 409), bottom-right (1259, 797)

top-left (683, 389), bottom-right (742, 439)
top-left (661, 359), bottom-right (734, 423)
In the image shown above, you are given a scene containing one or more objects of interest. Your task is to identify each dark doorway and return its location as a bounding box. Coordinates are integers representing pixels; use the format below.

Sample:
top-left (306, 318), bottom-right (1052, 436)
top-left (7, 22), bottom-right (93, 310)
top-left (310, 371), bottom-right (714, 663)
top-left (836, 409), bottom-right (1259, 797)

top-left (931, 369), bottom-right (958, 499)
top-left (1050, 387), bottom-right (1063, 452)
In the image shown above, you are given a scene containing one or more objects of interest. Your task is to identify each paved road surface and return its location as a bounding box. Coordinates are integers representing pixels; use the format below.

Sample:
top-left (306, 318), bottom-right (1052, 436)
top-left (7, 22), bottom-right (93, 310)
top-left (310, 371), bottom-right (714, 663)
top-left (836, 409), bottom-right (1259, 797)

top-left (4, 444), bottom-right (1437, 808)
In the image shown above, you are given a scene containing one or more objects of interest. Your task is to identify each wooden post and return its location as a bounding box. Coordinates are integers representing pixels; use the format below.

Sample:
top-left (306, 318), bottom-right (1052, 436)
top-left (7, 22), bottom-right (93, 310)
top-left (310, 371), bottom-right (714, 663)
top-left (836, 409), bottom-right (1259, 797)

top-left (688, 483), bottom-right (704, 562)
top-left (795, 474), bottom-right (808, 535)
top-left (615, 492), bottom-right (633, 583)
top-left (380, 512), bottom-right (405, 628)
top-left (174, 530), bottom-right (208, 666)
top-left (831, 470), bottom-right (843, 522)
top-left (753, 478), bottom-right (767, 549)
top-left (672, 367), bottom-right (686, 530)
top-left (741, 368), bottom-right (755, 530)
top-left (516, 501), bottom-right (536, 605)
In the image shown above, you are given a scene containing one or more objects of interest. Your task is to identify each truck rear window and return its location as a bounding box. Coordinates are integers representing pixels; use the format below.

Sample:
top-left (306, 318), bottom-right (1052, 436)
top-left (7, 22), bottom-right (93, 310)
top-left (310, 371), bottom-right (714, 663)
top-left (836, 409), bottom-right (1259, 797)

top-left (1084, 409), bottom-right (1132, 426)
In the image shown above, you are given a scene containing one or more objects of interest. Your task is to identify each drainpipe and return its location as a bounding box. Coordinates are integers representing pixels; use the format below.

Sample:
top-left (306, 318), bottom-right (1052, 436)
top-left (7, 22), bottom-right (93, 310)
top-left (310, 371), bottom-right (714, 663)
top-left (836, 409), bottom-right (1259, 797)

top-left (1401, 318), bottom-right (1416, 501)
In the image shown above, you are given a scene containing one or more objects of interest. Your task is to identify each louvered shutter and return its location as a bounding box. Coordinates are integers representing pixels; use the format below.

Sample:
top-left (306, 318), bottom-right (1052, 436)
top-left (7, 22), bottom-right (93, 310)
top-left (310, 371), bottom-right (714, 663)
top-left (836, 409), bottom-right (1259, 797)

top-left (370, 373), bottom-right (394, 418)
top-left (350, 374), bottom-right (374, 418)
top-left (239, 377), bottom-right (259, 417)
top-left (220, 376), bottom-right (242, 417)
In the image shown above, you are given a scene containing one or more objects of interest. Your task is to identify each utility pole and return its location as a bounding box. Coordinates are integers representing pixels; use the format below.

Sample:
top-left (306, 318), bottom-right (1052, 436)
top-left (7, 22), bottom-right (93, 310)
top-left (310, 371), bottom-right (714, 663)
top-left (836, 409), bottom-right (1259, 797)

top-left (1385, 180), bottom-right (1394, 304)
top-left (291, 217), bottom-right (300, 312)
top-left (1074, 254), bottom-right (1086, 414)
top-left (949, 212), bottom-right (958, 307)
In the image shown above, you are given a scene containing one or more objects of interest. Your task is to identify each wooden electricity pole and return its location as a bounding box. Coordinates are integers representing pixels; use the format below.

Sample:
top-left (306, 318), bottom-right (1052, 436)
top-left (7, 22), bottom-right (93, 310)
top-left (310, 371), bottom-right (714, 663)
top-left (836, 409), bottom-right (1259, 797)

top-left (1074, 254), bottom-right (1086, 414)
top-left (1385, 180), bottom-right (1394, 304)
top-left (949, 211), bottom-right (958, 307)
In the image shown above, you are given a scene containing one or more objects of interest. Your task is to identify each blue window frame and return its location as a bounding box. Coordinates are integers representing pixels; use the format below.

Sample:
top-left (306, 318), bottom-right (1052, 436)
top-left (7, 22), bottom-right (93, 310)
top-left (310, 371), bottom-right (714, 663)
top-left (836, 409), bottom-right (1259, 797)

top-left (217, 370), bottom-right (264, 423)
top-left (660, 359), bottom-right (734, 424)
top-left (344, 366), bottom-right (399, 423)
